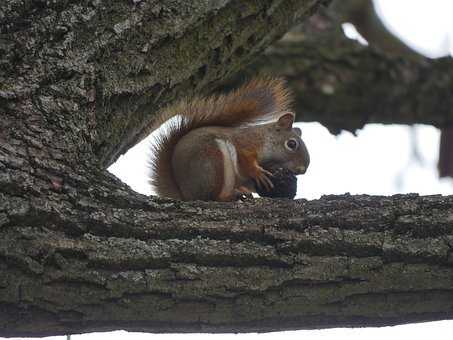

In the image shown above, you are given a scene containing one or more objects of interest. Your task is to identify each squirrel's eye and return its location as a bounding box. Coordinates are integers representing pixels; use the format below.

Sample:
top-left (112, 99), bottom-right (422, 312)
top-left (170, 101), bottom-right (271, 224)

top-left (285, 139), bottom-right (298, 151)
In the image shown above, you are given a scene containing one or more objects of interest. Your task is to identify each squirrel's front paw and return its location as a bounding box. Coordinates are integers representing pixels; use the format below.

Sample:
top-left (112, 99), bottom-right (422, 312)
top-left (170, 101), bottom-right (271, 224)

top-left (254, 166), bottom-right (274, 191)
top-left (255, 166), bottom-right (298, 199)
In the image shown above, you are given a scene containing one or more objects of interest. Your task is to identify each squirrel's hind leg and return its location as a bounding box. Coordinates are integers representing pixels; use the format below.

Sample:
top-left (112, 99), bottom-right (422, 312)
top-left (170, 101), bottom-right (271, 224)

top-left (173, 134), bottom-right (238, 201)
top-left (173, 145), bottom-right (223, 201)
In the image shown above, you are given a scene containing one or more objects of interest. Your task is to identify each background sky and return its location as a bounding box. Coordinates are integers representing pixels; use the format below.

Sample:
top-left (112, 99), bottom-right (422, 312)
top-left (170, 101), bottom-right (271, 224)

top-left (7, 1), bottom-right (453, 339)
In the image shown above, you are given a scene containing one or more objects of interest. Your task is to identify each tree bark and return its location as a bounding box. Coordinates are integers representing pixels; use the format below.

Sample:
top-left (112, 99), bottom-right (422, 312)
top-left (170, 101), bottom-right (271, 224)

top-left (0, 0), bottom-right (325, 168)
top-left (2, 187), bottom-right (453, 336)
top-left (2, 0), bottom-right (453, 337)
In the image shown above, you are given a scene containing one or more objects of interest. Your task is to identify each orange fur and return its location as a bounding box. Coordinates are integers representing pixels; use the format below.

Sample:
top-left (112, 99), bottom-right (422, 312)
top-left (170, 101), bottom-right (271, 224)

top-left (148, 77), bottom-right (293, 199)
top-left (236, 149), bottom-right (259, 179)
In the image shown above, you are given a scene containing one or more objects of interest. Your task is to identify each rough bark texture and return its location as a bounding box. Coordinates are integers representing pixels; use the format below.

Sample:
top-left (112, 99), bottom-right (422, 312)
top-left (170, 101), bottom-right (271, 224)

top-left (0, 0), bottom-right (328, 168)
top-left (227, 15), bottom-right (453, 134)
top-left (2, 0), bottom-right (453, 337)
top-left (2, 187), bottom-right (453, 336)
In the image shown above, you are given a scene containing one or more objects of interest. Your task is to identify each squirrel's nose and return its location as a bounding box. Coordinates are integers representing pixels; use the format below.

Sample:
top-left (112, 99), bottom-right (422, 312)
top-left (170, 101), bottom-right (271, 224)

top-left (295, 165), bottom-right (307, 175)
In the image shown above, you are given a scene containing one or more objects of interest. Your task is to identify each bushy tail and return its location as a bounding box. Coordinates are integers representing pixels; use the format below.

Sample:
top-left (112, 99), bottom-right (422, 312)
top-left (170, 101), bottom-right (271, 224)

top-left (148, 77), bottom-right (293, 199)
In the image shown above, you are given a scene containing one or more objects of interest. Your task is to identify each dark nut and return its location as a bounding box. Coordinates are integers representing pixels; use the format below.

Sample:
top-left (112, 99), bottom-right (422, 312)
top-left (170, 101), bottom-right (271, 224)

top-left (255, 166), bottom-right (297, 199)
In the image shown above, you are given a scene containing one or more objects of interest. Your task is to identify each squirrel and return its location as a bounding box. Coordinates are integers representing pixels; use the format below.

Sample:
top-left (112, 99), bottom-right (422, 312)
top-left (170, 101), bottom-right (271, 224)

top-left (148, 78), bottom-right (310, 201)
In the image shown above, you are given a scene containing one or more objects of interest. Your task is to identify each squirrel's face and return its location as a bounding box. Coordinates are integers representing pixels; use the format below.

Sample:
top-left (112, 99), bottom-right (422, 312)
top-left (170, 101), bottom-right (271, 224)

top-left (262, 112), bottom-right (310, 175)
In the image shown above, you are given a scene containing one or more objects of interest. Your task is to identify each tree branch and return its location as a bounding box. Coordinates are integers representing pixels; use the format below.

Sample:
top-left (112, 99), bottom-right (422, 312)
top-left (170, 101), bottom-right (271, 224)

top-left (0, 0), bottom-right (328, 167)
top-left (439, 127), bottom-right (453, 178)
top-left (231, 15), bottom-right (453, 133)
top-left (2, 168), bottom-right (453, 336)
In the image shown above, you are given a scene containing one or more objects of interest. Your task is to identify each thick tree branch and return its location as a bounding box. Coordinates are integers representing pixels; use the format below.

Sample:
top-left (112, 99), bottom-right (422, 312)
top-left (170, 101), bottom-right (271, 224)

top-left (0, 0), bottom-right (328, 167)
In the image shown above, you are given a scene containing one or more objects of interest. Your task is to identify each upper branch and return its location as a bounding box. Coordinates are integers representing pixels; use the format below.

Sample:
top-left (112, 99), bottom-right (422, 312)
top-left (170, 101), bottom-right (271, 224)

top-left (0, 0), bottom-right (329, 168)
top-left (230, 14), bottom-right (453, 133)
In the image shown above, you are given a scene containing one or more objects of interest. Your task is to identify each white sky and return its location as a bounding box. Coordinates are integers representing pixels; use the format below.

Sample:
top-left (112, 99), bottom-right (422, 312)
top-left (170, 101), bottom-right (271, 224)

top-left (375, 0), bottom-right (453, 57)
top-left (6, 1), bottom-right (453, 340)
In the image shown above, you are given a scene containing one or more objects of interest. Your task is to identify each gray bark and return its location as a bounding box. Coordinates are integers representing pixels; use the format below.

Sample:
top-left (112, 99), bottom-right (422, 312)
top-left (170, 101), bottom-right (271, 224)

top-left (0, 0), bottom-right (325, 168)
top-left (2, 188), bottom-right (453, 336)
top-left (1, 0), bottom-right (453, 337)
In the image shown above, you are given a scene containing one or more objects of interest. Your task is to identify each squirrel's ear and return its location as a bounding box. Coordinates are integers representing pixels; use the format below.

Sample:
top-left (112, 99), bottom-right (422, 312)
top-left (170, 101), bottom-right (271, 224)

top-left (277, 112), bottom-right (295, 130)
top-left (293, 127), bottom-right (302, 137)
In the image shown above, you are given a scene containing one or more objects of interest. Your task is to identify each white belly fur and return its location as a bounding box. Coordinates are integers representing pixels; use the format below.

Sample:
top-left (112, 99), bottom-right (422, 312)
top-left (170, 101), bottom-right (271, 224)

top-left (215, 138), bottom-right (240, 197)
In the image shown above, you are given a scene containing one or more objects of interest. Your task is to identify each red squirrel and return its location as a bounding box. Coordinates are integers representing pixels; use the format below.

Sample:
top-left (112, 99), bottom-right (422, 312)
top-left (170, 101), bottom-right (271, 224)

top-left (148, 78), bottom-right (310, 201)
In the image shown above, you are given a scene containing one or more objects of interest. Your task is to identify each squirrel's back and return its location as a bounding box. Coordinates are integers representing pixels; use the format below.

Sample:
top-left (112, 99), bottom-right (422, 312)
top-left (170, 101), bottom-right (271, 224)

top-left (149, 78), bottom-right (292, 200)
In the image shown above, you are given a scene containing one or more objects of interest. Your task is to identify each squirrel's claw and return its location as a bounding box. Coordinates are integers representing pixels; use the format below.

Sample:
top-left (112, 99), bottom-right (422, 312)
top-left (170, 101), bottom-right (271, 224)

top-left (255, 167), bottom-right (274, 191)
